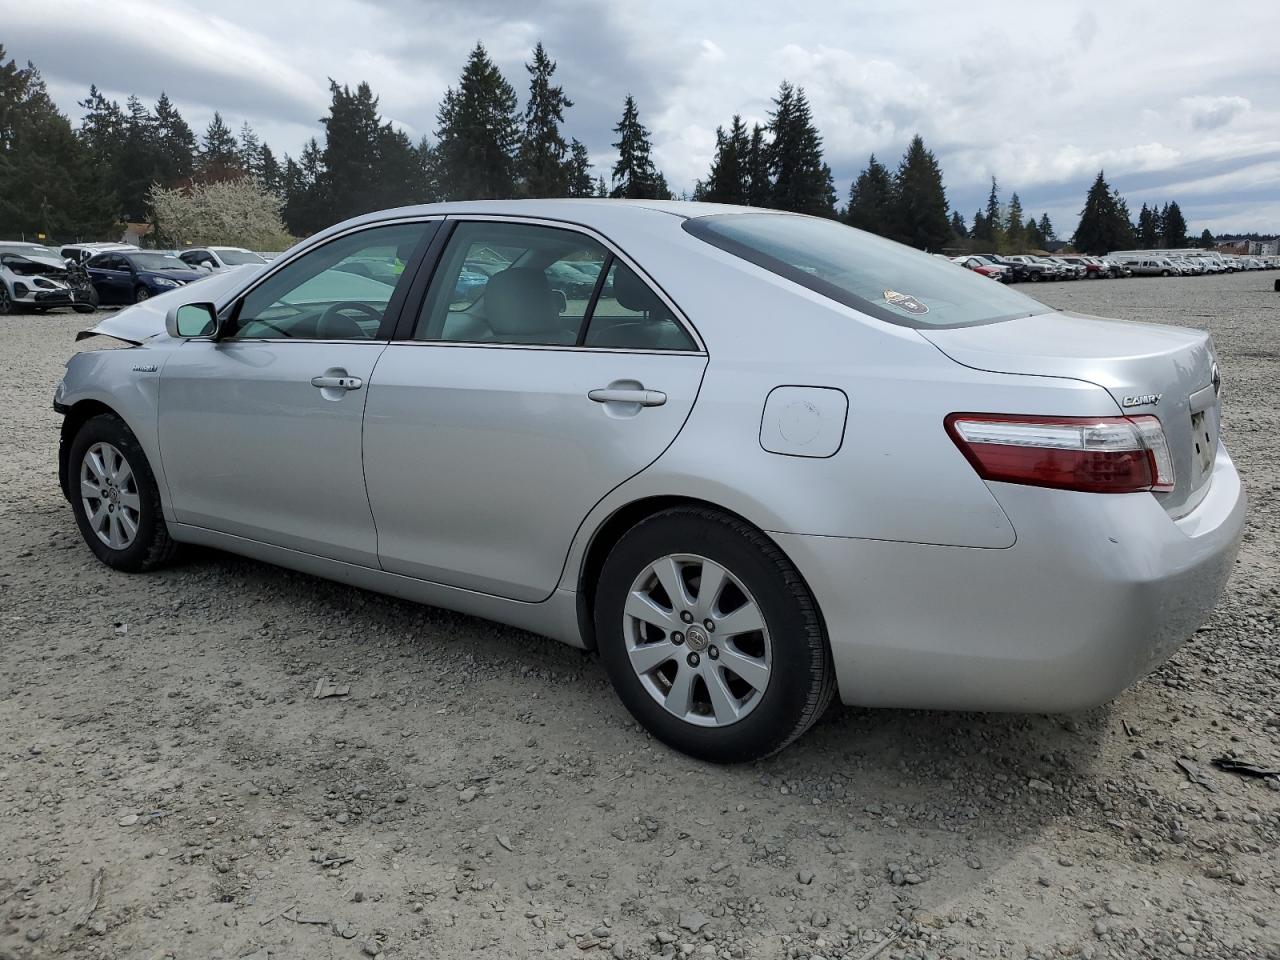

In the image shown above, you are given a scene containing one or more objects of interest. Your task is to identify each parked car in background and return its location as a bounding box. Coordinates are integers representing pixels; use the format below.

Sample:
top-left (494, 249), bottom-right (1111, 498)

top-left (60, 242), bottom-right (138, 264)
top-left (951, 256), bottom-right (1009, 281)
top-left (86, 250), bottom-right (207, 304)
top-left (0, 249), bottom-right (77, 314)
top-left (1119, 257), bottom-right (1173, 277)
top-left (179, 246), bottom-right (269, 272)
top-left (968, 254), bottom-right (1044, 283)
top-left (1046, 257), bottom-right (1085, 280)
top-left (55, 199), bottom-right (1245, 762)
top-left (1004, 255), bottom-right (1062, 280)
top-left (1057, 255), bottom-right (1106, 279)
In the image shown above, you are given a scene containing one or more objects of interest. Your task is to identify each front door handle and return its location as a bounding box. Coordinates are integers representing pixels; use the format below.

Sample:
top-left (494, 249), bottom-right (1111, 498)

top-left (588, 387), bottom-right (666, 407)
top-left (311, 375), bottom-right (363, 391)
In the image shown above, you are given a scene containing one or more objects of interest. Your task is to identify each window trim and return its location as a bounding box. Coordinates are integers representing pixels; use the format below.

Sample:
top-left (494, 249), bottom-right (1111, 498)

top-left (392, 214), bottom-right (706, 355)
top-left (212, 217), bottom-right (443, 344)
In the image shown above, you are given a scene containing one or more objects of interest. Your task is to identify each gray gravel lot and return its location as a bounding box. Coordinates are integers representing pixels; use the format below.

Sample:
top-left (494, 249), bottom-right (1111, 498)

top-left (1, 273), bottom-right (1278, 960)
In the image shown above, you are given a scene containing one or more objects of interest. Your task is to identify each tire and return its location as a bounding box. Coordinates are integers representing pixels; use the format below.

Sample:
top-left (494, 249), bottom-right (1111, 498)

top-left (1029, 272), bottom-right (1040, 282)
top-left (0, 285), bottom-right (13, 315)
top-left (1161, 270), bottom-right (1170, 277)
top-left (134, 285), bottom-right (151, 303)
top-left (595, 507), bottom-right (835, 763)
top-left (68, 413), bottom-right (177, 572)
top-left (73, 304), bottom-right (95, 314)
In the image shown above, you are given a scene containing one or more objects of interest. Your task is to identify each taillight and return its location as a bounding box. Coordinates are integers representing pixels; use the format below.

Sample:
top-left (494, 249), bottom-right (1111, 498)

top-left (946, 414), bottom-right (1175, 494)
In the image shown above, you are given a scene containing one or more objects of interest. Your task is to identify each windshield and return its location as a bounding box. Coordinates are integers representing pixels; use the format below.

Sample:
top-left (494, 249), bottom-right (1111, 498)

top-left (217, 249), bottom-right (267, 265)
top-left (129, 253), bottom-right (189, 271)
top-left (683, 213), bottom-right (1043, 328)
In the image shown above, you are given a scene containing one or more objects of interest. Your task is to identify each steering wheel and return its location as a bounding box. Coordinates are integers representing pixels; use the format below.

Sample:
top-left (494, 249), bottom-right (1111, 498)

top-left (318, 300), bottom-right (383, 336)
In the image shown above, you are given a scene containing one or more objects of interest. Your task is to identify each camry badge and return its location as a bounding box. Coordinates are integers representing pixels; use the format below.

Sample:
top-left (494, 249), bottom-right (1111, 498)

top-left (1122, 394), bottom-right (1161, 408)
top-left (132, 363), bottom-right (159, 373)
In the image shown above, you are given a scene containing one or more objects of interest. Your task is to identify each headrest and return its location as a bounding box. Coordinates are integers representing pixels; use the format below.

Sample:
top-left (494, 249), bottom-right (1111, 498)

top-left (485, 268), bottom-right (561, 335)
top-left (614, 264), bottom-right (663, 314)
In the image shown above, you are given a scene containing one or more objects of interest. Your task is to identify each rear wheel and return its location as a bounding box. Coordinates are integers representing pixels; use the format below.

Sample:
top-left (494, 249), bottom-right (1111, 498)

top-left (69, 413), bottom-right (177, 572)
top-left (595, 507), bottom-right (835, 763)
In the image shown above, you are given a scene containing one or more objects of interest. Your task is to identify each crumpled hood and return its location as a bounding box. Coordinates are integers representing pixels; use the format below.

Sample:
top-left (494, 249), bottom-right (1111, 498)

top-left (77, 264), bottom-right (265, 344)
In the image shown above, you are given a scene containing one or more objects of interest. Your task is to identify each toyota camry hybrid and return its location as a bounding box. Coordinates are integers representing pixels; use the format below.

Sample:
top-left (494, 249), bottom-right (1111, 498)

top-left (54, 200), bottom-right (1246, 762)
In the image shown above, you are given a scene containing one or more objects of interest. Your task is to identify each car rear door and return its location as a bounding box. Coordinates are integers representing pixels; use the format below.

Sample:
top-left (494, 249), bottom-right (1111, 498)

top-left (363, 217), bottom-right (708, 602)
top-left (157, 220), bottom-right (438, 567)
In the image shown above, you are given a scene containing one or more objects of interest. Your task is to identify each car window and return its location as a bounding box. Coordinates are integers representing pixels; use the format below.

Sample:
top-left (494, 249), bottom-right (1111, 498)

top-left (231, 222), bottom-right (431, 341)
top-left (582, 260), bottom-right (696, 350)
top-left (415, 221), bottom-right (608, 346)
top-left (685, 213), bottom-right (1043, 329)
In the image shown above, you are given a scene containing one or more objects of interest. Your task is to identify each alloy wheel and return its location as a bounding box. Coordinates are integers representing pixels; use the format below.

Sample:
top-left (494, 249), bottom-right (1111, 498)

top-left (622, 553), bottom-right (772, 727)
top-left (80, 441), bottom-right (141, 549)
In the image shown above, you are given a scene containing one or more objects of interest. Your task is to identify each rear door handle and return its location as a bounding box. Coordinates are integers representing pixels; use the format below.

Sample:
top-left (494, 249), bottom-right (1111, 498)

top-left (311, 375), bottom-right (363, 390)
top-left (588, 388), bottom-right (666, 407)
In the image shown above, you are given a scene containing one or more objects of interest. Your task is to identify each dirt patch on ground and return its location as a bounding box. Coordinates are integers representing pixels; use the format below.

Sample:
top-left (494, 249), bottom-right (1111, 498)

top-left (1, 272), bottom-right (1277, 959)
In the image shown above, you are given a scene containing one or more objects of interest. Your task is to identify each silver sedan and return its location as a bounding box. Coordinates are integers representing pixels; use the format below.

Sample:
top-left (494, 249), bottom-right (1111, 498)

top-left (55, 200), bottom-right (1246, 762)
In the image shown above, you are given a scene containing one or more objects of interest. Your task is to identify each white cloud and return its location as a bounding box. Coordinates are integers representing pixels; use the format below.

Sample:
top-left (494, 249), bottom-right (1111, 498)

top-left (7, 0), bottom-right (1280, 233)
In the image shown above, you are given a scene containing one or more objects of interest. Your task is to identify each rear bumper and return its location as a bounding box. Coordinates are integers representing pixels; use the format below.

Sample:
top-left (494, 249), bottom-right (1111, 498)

top-left (777, 446), bottom-right (1246, 712)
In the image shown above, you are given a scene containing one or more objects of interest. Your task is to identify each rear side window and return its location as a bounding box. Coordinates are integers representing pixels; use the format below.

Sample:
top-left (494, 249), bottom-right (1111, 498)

top-left (583, 261), bottom-right (695, 350)
top-left (683, 213), bottom-right (1044, 329)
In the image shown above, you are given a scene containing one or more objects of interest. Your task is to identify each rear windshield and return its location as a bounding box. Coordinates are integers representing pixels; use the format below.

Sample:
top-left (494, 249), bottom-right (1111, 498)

top-left (683, 213), bottom-right (1044, 328)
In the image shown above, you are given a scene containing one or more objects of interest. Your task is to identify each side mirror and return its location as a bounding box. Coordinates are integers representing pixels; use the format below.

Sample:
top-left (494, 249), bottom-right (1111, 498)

top-left (168, 302), bottom-right (219, 339)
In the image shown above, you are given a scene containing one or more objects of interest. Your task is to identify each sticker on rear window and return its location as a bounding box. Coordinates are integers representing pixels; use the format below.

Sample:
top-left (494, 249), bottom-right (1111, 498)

top-left (883, 289), bottom-right (928, 315)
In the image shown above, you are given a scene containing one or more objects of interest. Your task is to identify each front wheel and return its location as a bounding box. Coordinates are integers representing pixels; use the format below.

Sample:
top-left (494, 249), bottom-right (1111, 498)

top-left (69, 413), bottom-right (177, 572)
top-left (595, 507), bottom-right (835, 763)
top-left (134, 285), bottom-right (151, 303)
top-left (0, 285), bottom-right (13, 315)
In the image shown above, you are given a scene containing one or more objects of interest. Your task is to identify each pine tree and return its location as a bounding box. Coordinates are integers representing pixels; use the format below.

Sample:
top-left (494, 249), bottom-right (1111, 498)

top-left (152, 92), bottom-right (195, 186)
top-left (259, 143), bottom-right (281, 195)
top-left (744, 123), bottom-right (771, 207)
top-left (1037, 213), bottom-right (1055, 242)
top-left (1073, 171), bottom-right (1133, 254)
top-left (1199, 228), bottom-right (1215, 250)
top-left (0, 50), bottom-right (116, 238)
top-left (77, 84), bottom-right (124, 167)
top-left (518, 42), bottom-right (573, 197)
top-left (699, 115), bottom-right (750, 204)
top-left (281, 137), bottom-right (326, 235)
top-left (890, 135), bottom-right (951, 250)
top-left (766, 82), bottom-right (835, 216)
top-left (609, 94), bottom-right (667, 199)
top-left (115, 95), bottom-right (163, 220)
top-left (1162, 200), bottom-right (1187, 248)
top-left (1137, 203), bottom-right (1158, 248)
top-left (565, 139), bottom-right (594, 197)
top-left (317, 80), bottom-right (383, 220)
top-left (982, 177), bottom-right (1003, 247)
top-left (971, 210), bottom-right (987, 242)
top-left (1024, 216), bottom-right (1044, 250)
top-left (595, 174), bottom-right (607, 198)
top-left (435, 43), bottom-right (520, 200)
top-left (949, 210), bottom-right (968, 240)
top-left (198, 112), bottom-right (243, 181)
top-left (239, 122), bottom-right (263, 177)
top-left (843, 154), bottom-right (893, 235)
top-left (1004, 191), bottom-right (1024, 250)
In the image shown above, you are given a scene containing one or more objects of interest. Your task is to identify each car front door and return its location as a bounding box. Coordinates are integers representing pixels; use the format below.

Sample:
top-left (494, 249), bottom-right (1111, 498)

top-left (363, 218), bottom-right (708, 602)
top-left (157, 220), bottom-right (437, 567)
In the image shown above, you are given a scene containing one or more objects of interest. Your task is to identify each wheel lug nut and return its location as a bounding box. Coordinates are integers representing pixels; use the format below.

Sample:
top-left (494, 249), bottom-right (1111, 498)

top-left (686, 652), bottom-right (700, 668)
top-left (672, 632), bottom-right (684, 645)
top-left (708, 645), bottom-right (719, 660)
top-left (704, 619), bottom-right (715, 632)
top-left (680, 611), bottom-right (694, 624)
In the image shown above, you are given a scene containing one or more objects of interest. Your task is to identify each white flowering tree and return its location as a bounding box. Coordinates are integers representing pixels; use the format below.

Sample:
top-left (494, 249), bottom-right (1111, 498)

top-left (149, 177), bottom-right (295, 250)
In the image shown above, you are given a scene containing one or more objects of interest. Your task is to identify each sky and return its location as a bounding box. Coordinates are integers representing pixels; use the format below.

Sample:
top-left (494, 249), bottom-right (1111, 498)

top-left (8, 0), bottom-right (1280, 236)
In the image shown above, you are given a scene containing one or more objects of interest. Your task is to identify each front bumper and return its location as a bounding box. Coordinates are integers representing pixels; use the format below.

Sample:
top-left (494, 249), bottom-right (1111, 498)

top-left (777, 446), bottom-right (1246, 713)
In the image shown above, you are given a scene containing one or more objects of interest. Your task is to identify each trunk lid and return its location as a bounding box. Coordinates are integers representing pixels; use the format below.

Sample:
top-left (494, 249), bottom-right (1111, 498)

top-left (922, 310), bottom-right (1221, 518)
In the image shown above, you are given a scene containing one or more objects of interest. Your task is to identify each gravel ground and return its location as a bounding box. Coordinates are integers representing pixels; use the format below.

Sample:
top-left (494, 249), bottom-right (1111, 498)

top-left (1, 272), bottom-right (1277, 960)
